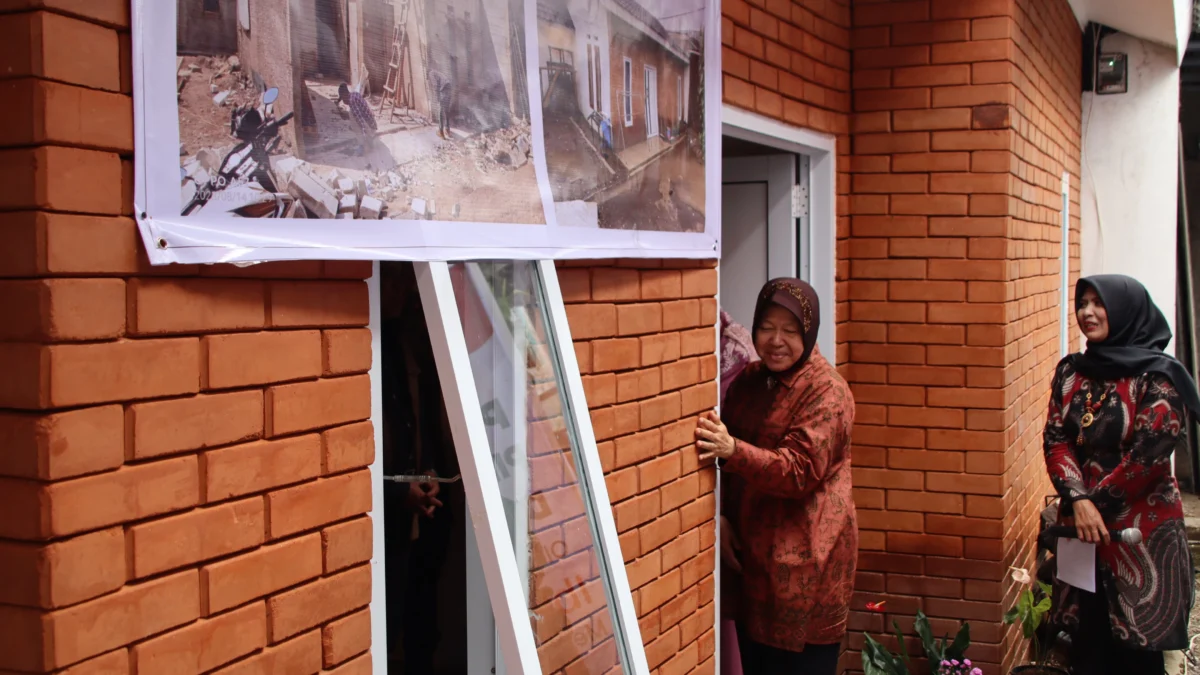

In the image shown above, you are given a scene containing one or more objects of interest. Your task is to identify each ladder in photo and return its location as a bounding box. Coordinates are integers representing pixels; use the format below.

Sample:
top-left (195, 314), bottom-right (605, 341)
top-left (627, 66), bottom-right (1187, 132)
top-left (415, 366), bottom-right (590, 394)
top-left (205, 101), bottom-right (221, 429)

top-left (379, 0), bottom-right (415, 121)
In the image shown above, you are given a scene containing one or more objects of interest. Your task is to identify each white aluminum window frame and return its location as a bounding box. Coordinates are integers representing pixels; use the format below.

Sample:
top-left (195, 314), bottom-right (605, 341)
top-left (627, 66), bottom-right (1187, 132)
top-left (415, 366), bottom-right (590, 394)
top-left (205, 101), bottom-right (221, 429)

top-left (1061, 172), bottom-right (1071, 357)
top-left (623, 57), bottom-right (633, 127)
top-left (369, 261), bottom-right (649, 675)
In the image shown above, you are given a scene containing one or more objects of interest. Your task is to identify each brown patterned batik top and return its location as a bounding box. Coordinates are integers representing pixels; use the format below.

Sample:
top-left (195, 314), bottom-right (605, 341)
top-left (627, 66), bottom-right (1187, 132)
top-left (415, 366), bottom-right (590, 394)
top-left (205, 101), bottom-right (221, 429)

top-left (721, 347), bottom-right (859, 651)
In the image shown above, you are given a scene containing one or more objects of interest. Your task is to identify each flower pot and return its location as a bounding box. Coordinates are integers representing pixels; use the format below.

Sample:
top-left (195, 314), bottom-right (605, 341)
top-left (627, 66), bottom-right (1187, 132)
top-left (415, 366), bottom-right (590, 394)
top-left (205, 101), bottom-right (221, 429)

top-left (1010, 666), bottom-right (1069, 675)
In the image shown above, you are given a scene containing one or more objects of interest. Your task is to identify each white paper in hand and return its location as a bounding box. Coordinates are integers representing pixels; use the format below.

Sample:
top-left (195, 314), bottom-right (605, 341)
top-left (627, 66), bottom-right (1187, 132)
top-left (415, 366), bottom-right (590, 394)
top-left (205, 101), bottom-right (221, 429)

top-left (1056, 537), bottom-right (1097, 592)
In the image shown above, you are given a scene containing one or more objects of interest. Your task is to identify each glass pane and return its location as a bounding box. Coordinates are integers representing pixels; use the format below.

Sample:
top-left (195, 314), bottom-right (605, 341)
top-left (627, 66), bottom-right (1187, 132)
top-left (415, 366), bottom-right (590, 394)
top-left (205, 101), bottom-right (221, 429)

top-left (449, 261), bottom-right (628, 675)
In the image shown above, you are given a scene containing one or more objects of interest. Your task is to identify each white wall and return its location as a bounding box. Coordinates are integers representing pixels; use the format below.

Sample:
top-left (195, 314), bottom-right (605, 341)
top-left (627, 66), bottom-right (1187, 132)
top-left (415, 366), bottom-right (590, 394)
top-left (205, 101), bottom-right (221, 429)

top-left (1080, 33), bottom-right (1181, 343)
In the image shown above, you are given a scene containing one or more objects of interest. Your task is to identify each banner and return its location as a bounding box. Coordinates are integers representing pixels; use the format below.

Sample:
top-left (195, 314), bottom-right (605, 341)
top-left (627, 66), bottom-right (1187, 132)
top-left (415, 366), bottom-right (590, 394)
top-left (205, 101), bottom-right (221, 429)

top-left (133, 0), bottom-right (720, 264)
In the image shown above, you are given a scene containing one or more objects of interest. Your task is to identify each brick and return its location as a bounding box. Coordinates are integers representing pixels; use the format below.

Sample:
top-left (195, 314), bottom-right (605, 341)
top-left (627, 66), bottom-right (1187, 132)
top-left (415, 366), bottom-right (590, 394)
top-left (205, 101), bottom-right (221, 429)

top-left (202, 534), bottom-right (323, 615)
top-left (132, 602), bottom-right (266, 675)
top-left (593, 337), bottom-right (641, 372)
top-left (641, 270), bottom-right (682, 300)
top-left (2, 339), bottom-right (200, 409)
top-left (128, 279), bottom-right (264, 335)
top-left (617, 303), bottom-right (662, 336)
top-left (0, 278), bottom-right (125, 341)
top-left (859, 130), bottom-right (931, 154)
top-left (321, 329), bottom-right (371, 375)
top-left (16, 456), bottom-right (199, 539)
top-left (322, 608), bottom-right (370, 667)
top-left (0, 212), bottom-right (138, 277)
top-left (0, 405), bottom-right (123, 480)
top-left (32, 571), bottom-right (199, 671)
top-left (893, 108), bottom-right (971, 131)
top-left (268, 282), bottom-right (368, 328)
top-left (321, 421), bottom-right (374, 474)
top-left (266, 470), bottom-right (371, 538)
top-left (209, 630), bottom-right (322, 675)
top-left (888, 532), bottom-right (963, 557)
top-left (127, 391), bottom-right (263, 459)
top-left (591, 268), bottom-right (641, 301)
top-left (0, 147), bottom-right (118, 214)
top-left (640, 392), bottom-right (682, 429)
top-left (852, 173), bottom-right (928, 193)
top-left (55, 650), bottom-right (131, 675)
top-left (321, 517), bottom-right (373, 574)
top-left (932, 129), bottom-right (1011, 151)
top-left (892, 152), bottom-right (970, 173)
top-left (615, 368), bottom-right (659, 402)
top-left (128, 498), bottom-right (264, 578)
top-left (891, 194), bottom-right (968, 216)
top-left (266, 375), bottom-right (370, 436)
top-left (680, 327), bottom-right (713, 357)
top-left (1, 12), bottom-right (121, 90)
top-left (267, 565), bottom-right (371, 642)
top-left (0, 527), bottom-right (124, 609)
top-left (931, 0), bottom-right (1014, 20)
top-left (887, 490), bottom-right (964, 514)
top-left (662, 299), bottom-right (701, 331)
top-left (567, 303), bottom-right (617, 339)
top-left (203, 331), bottom-right (323, 390)
top-left (931, 40), bottom-right (1012, 64)
top-left (557, 268), bottom-right (590, 302)
top-left (680, 268), bottom-right (717, 297)
top-left (639, 333), bottom-right (682, 367)
top-left (204, 435), bottom-right (322, 502)
top-left (891, 19), bottom-right (970, 45)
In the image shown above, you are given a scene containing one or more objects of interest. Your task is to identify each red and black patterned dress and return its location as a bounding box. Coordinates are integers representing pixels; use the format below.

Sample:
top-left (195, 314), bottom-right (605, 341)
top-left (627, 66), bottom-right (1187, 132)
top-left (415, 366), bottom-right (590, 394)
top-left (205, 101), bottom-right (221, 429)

top-left (1043, 358), bottom-right (1193, 650)
top-left (722, 348), bottom-right (858, 650)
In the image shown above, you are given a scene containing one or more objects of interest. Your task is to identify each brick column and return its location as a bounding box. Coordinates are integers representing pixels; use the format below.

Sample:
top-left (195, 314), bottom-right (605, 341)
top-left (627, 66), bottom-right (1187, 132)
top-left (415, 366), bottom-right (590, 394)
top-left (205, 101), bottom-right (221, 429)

top-left (844, 0), bottom-right (1081, 672)
top-left (0, 5), bottom-right (377, 673)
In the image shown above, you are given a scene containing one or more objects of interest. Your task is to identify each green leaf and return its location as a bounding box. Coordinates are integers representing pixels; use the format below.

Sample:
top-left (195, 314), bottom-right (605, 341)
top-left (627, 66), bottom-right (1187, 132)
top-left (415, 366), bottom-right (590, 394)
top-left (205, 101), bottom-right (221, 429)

top-left (1003, 607), bottom-right (1020, 624)
top-left (1037, 581), bottom-right (1053, 597)
top-left (914, 610), bottom-right (937, 659)
top-left (946, 622), bottom-right (971, 660)
top-left (863, 634), bottom-right (906, 675)
top-left (892, 620), bottom-right (912, 669)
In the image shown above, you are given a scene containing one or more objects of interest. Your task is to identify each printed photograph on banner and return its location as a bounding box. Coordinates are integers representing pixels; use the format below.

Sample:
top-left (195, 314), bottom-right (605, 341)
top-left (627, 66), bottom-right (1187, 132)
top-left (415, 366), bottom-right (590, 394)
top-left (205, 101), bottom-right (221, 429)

top-left (175, 0), bottom-right (544, 223)
top-left (536, 0), bottom-right (706, 231)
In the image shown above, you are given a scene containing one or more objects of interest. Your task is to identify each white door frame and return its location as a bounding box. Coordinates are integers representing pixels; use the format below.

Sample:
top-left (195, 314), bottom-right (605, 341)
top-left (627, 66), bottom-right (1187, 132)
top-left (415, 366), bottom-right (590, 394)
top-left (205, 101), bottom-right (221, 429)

top-left (721, 104), bottom-right (837, 358)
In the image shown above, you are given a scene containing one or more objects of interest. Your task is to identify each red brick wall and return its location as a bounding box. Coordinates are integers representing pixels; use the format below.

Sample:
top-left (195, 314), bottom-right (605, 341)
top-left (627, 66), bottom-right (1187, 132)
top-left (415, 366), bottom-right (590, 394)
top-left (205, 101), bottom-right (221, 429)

top-left (839, 0), bottom-right (1082, 672)
top-left (559, 260), bottom-right (720, 675)
top-left (0, 8), bottom-right (378, 674)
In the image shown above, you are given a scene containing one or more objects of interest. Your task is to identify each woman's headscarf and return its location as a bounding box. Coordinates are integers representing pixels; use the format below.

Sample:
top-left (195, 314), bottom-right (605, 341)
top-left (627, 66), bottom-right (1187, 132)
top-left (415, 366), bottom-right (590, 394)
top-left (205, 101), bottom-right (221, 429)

top-left (719, 310), bottom-right (757, 403)
top-left (1071, 274), bottom-right (1200, 415)
top-left (752, 278), bottom-right (821, 374)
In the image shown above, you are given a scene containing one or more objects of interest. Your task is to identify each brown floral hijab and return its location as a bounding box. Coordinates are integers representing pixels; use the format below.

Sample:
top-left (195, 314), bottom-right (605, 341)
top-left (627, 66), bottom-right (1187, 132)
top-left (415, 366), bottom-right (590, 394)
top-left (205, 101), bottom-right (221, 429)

top-left (751, 278), bottom-right (820, 374)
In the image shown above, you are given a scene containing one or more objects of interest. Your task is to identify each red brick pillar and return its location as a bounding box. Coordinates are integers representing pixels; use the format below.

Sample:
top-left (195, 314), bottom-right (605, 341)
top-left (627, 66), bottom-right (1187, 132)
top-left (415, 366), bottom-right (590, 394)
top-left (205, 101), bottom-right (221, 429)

top-left (0, 4), bottom-right (377, 672)
top-left (844, 0), bottom-right (1082, 672)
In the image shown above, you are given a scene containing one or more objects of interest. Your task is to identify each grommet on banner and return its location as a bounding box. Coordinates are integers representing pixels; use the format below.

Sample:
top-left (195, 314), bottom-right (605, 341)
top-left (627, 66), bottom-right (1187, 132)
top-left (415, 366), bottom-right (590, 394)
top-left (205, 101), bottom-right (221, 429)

top-left (157, 238), bottom-right (168, 249)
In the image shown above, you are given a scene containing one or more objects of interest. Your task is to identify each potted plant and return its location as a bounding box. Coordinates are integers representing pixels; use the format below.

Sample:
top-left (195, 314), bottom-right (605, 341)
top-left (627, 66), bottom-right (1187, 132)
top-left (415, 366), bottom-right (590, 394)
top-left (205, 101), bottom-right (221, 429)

top-left (861, 604), bottom-right (974, 675)
top-left (1003, 567), bottom-right (1068, 674)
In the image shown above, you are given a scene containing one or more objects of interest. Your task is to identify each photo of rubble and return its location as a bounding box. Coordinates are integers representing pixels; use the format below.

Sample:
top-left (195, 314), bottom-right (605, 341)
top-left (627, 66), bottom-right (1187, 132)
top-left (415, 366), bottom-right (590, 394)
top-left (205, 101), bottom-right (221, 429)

top-left (176, 0), bottom-right (544, 223)
top-left (536, 0), bottom-right (706, 231)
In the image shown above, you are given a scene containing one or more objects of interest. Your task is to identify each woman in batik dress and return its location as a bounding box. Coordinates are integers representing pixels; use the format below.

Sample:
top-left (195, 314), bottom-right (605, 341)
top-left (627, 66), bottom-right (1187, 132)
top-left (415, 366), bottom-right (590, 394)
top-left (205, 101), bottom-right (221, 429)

top-left (1043, 274), bottom-right (1198, 675)
top-left (696, 278), bottom-right (857, 675)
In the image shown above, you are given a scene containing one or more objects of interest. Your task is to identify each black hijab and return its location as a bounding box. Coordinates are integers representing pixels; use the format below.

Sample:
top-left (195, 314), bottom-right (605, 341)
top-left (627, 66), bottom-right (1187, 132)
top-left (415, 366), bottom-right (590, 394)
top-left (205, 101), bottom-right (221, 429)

top-left (752, 278), bottom-right (820, 375)
top-left (1069, 274), bottom-right (1200, 415)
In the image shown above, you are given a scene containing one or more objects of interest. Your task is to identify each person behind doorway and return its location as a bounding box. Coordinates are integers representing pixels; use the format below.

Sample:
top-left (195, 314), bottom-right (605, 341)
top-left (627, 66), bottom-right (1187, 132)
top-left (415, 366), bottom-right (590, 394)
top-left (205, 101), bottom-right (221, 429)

top-left (338, 82), bottom-right (377, 157)
top-left (1042, 275), bottom-right (1197, 675)
top-left (430, 68), bottom-right (454, 140)
top-left (694, 278), bottom-right (858, 675)
top-left (719, 309), bottom-right (756, 406)
top-left (380, 263), bottom-right (459, 675)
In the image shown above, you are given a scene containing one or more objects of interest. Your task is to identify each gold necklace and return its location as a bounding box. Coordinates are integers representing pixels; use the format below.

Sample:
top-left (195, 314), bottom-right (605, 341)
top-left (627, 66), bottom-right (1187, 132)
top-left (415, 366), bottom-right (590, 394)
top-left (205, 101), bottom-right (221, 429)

top-left (1076, 384), bottom-right (1109, 445)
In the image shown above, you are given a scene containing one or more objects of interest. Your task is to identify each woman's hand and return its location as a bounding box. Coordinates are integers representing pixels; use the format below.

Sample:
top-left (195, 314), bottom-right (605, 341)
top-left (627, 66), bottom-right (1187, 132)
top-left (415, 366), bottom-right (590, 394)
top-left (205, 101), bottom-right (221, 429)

top-left (720, 515), bottom-right (742, 573)
top-left (695, 411), bottom-right (736, 461)
top-left (1072, 498), bottom-right (1110, 545)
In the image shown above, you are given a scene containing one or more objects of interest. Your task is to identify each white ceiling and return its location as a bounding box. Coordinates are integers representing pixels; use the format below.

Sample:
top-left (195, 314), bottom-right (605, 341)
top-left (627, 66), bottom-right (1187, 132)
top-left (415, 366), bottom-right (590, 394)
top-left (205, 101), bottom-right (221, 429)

top-left (1067, 0), bottom-right (1192, 64)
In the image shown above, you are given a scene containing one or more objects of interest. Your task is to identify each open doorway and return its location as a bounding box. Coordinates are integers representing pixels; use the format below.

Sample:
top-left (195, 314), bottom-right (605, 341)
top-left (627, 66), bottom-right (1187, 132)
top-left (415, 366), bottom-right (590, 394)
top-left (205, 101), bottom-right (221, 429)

top-left (719, 135), bottom-right (809, 331)
top-left (379, 261), bottom-right (468, 675)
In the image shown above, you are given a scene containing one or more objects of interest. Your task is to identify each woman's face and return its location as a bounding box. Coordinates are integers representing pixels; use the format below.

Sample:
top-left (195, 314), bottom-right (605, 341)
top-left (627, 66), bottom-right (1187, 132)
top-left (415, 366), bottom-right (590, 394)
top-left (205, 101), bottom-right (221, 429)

top-left (754, 304), bottom-right (805, 372)
top-left (1076, 286), bottom-right (1110, 342)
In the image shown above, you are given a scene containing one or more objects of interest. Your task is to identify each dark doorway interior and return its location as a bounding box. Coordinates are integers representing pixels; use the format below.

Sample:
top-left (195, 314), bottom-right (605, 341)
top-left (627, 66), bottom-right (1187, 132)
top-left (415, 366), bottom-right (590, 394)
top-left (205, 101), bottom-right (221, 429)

top-left (379, 261), bottom-right (468, 675)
